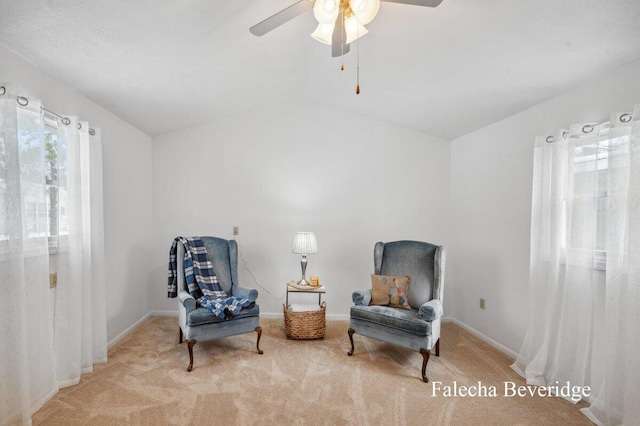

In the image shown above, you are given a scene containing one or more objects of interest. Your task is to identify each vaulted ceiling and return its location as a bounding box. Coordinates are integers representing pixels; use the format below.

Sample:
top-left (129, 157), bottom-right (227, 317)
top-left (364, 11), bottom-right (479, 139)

top-left (2, 0), bottom-right (640, 139)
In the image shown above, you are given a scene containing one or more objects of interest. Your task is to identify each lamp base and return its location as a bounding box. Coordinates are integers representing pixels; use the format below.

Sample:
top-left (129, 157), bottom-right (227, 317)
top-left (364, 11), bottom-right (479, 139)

top-left (297, 278), bottom-right (311, 286)
top-left (298, 254), bottom-right (310, 286)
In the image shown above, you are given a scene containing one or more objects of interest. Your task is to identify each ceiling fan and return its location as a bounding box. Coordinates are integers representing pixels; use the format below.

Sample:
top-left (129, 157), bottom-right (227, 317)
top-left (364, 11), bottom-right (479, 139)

top-left (250, 0), bottom-right (444, 58)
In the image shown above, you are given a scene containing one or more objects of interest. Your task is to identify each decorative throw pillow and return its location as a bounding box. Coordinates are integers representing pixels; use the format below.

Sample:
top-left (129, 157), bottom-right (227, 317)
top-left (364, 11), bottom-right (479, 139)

top-left (370, 274), bottom-right (411, 309)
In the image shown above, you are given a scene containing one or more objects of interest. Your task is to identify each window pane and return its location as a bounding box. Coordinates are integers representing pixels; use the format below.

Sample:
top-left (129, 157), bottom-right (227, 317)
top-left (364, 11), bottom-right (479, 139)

top-left (57, 133), bottom-right (68, 236)
top-left (569, 139), bottom-right (608, 253)
top-left (569, 197), bottom-right (596, 250)
top-left (45, 129), bottom-right (59, 238)
top-left (18, 110), bottom-right (47, 239)
top-left (596, 197), bottom-right (607, 251)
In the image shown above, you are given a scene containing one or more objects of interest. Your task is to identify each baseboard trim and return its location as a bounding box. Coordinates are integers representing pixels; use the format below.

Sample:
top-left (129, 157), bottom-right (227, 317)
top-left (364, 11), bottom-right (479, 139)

top-left (327, 313), bottom-right (350, 321)
top-left (108, 311), bottom-right (177, 349)
top-left (452, 319), bottom-right (518, 360)
top-left (109, 312), bottom-right (513, 361)
top-left (149, 310), bottom-right (178, 317)
top-left (137, 310), bottom-right (449, 323)
top-left (108, 312), bottom-right (152, 349)
top-left (251, 312), bottom-right (351, 321)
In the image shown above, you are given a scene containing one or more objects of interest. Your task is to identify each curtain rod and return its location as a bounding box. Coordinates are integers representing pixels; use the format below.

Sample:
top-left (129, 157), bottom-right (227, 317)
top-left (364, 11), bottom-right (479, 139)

top-left (43, 107), bottom-right (96, 135)
top-left (0, 85), bottom-right (96, 135)
top-left (545, 112), bottom-right (633, 144)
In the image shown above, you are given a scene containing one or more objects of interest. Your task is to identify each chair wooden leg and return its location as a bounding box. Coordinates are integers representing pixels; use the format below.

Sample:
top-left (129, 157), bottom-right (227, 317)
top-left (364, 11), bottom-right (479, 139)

top-left (435, 338), bottom-right (440, 357)
top-left (347, 328), bottom-right (355, 356)
top-left (178, 327), bottom-right (183, 344)
top-left (255, 327), bottom-right (264, 354)
top-left (186, 339), bottom-right (196, 372)
top-left (420, 348), bottom-right (431, 383)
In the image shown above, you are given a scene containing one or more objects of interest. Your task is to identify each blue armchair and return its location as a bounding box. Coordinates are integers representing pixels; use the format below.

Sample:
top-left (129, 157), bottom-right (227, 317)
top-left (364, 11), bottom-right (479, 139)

top-left (176, 236), bottom-right (262, 371)
top-left (348, 240), bottom-right (446, 382)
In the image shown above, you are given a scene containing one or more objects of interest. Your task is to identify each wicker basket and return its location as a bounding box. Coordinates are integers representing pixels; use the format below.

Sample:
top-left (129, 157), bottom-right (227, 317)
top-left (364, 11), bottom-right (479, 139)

top-left (283, 302), bottom-right (326, 340)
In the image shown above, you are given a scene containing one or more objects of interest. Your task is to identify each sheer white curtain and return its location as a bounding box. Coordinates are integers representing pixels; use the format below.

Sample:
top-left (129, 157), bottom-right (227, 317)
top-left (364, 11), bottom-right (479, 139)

top-left (0, 84), bottom-right (107, 424)
top-left (512, 124), bottom-right (603, 390)
top-left (54, 117), bottom-right (107, 386)
top-left (581, 106), bottom-right (640, 425)
top-left (0, 84), bottom-right (58, 424)
top-left (513, 104), bottom-right (640, 425)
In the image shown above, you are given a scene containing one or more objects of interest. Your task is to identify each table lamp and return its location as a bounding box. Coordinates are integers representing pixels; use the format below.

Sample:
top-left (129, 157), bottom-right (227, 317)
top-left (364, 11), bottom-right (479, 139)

top-left (292, 232), bottom-right (318, 286)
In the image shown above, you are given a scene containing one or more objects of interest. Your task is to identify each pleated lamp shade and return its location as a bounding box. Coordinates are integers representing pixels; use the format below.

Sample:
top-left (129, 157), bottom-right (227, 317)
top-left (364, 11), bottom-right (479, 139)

top-left (292, 232), bottom-right (318, 255)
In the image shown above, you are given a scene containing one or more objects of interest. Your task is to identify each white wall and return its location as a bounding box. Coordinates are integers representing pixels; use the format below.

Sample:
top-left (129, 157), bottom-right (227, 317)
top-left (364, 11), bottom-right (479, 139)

top-left (152, 100), bottom-right (451, 318)
top-left (10, 38), bottom-right (636, 369)
top-left (450, 59), bottom-right (640, 357)
top-left (0, 45), bottom-right (154, 344)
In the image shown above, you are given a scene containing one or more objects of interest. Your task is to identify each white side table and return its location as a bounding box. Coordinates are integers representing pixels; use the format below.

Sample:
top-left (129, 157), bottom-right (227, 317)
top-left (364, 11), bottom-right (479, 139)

top-left (286, 281), bottom-right (326, 306)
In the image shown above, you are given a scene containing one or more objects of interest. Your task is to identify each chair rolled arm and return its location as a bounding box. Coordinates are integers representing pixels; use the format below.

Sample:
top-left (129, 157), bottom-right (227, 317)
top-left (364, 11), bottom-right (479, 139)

top-left (178, 290), bottom-right (196, 312)
top-left (418, 299), bottom-right (443, 321)
top-left (352, 289), bottom-right (371, 306)
top-left (235, 286), bottom-right (258, 302)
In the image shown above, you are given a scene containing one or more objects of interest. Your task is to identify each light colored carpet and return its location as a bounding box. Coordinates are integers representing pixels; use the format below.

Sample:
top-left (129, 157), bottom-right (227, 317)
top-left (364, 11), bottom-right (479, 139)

top-left (33, 317), bottom-right (591, 425)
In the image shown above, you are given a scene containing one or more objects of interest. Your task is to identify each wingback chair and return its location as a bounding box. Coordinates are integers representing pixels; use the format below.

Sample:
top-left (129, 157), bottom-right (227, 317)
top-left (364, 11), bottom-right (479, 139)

top-left (348, 240), bottom-right (445, 382)
top-left (176, 236), bottom-right (262, 371)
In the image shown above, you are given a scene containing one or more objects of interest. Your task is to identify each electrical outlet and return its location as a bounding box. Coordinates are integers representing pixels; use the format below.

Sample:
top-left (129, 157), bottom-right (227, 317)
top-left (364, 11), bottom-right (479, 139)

top-left (233, 226), bottom-right (239, 236)
top-left (480, 298), bottom-right (485, 310)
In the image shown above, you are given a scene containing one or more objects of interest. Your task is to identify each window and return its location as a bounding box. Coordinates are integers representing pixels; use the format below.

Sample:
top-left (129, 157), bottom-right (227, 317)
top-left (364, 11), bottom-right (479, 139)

top-left (563, 131), bottom-right (612, 270)
top-left (0, 110), bottom-right (67, 252)
top-left (44, 116), bottom-right (68, 252)
top-left (0, 108), bottom-right (50, 249)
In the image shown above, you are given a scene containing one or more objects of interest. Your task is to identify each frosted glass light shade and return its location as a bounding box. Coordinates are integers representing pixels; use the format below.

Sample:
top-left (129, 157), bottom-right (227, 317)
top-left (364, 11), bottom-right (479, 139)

top-left (314, 0), bottom-right (339, 24)
top-left (349, 0), bottom-right (380, 25)
top-left (311, 23), bottom-right (335, 45)
top-left (292, 232), bottom-right (318, 255)
top-left (345, 16), bottom-right (368, 44)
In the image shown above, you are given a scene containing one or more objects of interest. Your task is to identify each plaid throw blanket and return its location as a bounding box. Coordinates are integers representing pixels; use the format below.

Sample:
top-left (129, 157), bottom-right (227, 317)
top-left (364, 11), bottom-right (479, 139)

top-left (168, 236), bottom-right (253, 319)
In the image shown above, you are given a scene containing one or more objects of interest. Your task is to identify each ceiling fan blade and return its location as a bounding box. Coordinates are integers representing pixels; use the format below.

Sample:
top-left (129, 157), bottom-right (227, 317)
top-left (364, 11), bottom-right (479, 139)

top-left (380, 0), bottom-right (444, 7)
top-left (249, 0), bottom-right (313, 37)
top-left (331, 12), bottom-right (350, 57)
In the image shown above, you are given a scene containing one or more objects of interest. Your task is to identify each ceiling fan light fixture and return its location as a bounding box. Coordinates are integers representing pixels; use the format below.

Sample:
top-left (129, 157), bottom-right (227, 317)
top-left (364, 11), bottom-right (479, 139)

top-left (345, 16), bottom-right (368, 44)
top-left (349, 0), bottom-right (380, 25)
top-left (314, 0), bottom-right (339, 24)
top-left (250, 0), bottom-right (445, 95)
top-left (311, 22), bottom-right (335, 45)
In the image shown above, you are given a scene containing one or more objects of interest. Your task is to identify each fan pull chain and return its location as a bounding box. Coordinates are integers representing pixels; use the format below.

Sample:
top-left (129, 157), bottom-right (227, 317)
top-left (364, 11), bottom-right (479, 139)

top-left (355, 27), bottom-right (360, 94)
top-left (341, 16), bottom-right (345, 71)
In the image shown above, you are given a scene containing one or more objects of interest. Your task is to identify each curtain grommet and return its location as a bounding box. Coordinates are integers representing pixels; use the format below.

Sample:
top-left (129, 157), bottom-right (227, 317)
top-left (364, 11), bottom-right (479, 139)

top-left (0, 86), bottom-right (5, 95)
top-left (17, 96), bottom-right (28, 107)
top-left (582, 125), bottom-right (594, 134)
top-left (620, 113), bottom-right (632, 123)
top-left (546, 136), bottom-right (554, 143)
